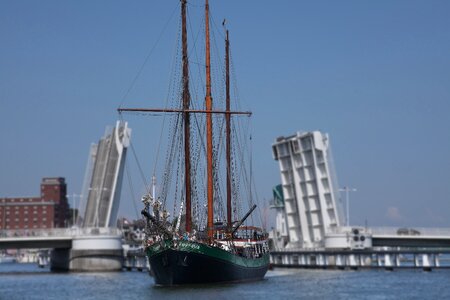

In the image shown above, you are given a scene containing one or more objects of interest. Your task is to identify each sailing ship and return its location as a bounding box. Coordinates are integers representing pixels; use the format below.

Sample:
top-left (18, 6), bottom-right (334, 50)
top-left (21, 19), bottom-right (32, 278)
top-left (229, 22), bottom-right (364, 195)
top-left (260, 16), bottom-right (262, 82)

top-left (119, 0), bottom-right (270, 285)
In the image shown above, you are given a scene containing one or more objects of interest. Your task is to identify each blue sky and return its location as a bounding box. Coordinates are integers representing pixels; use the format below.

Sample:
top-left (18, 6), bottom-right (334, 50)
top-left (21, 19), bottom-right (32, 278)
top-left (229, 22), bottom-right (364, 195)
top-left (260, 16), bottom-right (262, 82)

top-left (1, 0), bottom-right (449, 228)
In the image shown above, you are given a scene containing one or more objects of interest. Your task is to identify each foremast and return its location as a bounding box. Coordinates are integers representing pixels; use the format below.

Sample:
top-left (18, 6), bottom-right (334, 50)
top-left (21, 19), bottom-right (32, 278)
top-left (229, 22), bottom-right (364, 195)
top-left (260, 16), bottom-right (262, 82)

top-left (181, 0), bottom-right (192, 233)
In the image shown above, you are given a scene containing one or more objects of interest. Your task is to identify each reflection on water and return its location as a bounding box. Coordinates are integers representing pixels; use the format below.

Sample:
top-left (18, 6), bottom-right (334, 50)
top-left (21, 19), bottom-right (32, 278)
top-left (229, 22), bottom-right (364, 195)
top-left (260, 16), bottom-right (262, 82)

top-left (1, 263), bottom-right (450, 300)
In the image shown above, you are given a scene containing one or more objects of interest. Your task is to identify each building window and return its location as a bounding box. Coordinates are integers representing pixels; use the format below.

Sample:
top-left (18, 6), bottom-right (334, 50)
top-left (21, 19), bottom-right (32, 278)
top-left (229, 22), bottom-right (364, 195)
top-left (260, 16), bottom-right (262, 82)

top-left (15, 211), bottom-right (19, 215)
top-left (6, 211), bottom-right (10, 215)
top-left (25, 211), bottom-right (28, 215)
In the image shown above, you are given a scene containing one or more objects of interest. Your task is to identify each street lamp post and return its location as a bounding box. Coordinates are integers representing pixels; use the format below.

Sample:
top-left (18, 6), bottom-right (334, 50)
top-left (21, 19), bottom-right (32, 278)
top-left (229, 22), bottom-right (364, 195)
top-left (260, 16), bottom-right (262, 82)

top-left (339, 187), bottom-right (357, 227)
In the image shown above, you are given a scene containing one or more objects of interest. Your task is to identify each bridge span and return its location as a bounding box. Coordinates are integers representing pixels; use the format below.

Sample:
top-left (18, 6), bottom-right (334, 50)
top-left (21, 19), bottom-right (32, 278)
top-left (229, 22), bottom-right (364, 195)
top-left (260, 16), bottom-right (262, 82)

top-left (0, 227), bottom-right (121, 249)
top-left (371, 227), bottom-right (450, 248)
top-left (0, 228), bottom-right (123, 272)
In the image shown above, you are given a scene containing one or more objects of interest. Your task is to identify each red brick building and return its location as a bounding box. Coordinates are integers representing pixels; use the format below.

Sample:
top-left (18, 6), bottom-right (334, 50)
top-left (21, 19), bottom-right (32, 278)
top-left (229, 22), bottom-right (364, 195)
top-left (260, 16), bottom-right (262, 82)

top-left (0, 177), bottom-right (70, 230)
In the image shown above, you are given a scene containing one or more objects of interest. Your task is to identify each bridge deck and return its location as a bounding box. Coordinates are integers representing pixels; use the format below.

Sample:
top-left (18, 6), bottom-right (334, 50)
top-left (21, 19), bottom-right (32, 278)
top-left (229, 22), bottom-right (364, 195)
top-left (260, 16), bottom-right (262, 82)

top-left (0, 228), bottom-right (121, 249)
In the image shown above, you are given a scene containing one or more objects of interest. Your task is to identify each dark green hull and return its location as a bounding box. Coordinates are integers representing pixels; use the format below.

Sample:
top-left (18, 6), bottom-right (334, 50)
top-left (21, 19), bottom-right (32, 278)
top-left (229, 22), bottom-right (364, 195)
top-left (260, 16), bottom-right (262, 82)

top-left (147, 240), bottom-right (269, 285)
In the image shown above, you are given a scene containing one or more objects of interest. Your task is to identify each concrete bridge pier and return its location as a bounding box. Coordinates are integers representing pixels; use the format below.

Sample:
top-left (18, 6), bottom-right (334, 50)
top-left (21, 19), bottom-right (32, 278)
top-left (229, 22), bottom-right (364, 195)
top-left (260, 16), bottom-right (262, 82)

top-left (422, 254), bottom-right (432, 271)
top-left (384, 253), bottom-right (395, 270)
top-left (299, 254), bottom-right (306, 266)
top-left (414, 254), bottom-right (420, 267)
top-left (69, 235), bottom-right (123, 272)
top-left (376, 254), bottom-right (382, 267)
top-left (50, 248), bottom-right (71, 271)
top-left (434, 254), bottom-right (440, 267)
top-left (348, 254), bottom-right (359, 270)
top-left (335, 254), bottom-right (345, 269)
top-left (50, 234), bottom-right (123, 272)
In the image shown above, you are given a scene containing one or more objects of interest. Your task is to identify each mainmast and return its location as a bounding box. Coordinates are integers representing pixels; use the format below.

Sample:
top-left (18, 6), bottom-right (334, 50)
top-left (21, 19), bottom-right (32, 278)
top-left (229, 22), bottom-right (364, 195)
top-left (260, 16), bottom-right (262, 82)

top-left (225, 29), bottom-right (232, 229)
top-left (205, 0), bottom-right (214, 238)
top-left (181, 0), bottom-right (192, 233)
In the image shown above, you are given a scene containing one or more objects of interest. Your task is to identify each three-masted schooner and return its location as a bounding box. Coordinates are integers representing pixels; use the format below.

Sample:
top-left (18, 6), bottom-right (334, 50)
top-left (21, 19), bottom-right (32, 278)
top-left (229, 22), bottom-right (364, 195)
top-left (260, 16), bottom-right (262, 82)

top-left (119, 0), bottom-right (270, 286)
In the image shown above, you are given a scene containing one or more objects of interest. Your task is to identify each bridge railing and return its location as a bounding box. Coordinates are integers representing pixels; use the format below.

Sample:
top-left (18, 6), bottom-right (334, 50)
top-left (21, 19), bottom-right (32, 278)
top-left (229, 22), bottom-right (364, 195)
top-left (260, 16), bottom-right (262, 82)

top-left (0, 227), bottom-right (122, 239)
top-left (371, 227), bottom-right (450, 236)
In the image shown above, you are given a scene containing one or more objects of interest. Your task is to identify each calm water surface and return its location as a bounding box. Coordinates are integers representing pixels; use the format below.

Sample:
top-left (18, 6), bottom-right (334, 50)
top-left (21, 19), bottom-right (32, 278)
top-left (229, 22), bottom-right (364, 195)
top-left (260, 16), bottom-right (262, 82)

top-left (1, 263), bottom-right (449, 299)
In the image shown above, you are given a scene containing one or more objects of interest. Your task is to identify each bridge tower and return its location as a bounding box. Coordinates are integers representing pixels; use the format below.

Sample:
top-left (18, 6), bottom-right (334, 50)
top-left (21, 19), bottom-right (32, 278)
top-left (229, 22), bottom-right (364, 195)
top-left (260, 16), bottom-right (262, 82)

top-left (272, 131), bottom-right (345, 249)
top-left (82, 121), bottom-right (131, 228)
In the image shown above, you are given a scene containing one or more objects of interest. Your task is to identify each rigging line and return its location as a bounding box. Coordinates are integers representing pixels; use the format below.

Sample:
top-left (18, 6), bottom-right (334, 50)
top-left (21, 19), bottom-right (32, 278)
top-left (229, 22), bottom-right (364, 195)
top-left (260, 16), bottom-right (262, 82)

top-left (186, 1), bottom-right (203, 9)
top-left (234, 125), bottom-right (246, 219)
top-left (233, 120), bottom-right (251, 203)
top-left (125, 160), bottom-right (140, 219)
top-left (130, 141), bottom-right (151, 194)
top-left (246, 120), bottom-right (264, 227)
top-left (186, 6), bottom-right (202, 68)
top-left (210, 27), bottom-right (225, 106)
top-left (161, 113), bottom-right (183, 208)
top-left (153, 6), bottom-right (184, 179)
top-left (118, 113), bottom-right (151, 193)
top-left (230, 50), bottom-right (243, 113)
top-left (248, 123), bottom-right (257, 226)
top-left (118, 3), bottom-right (179, 109)
top-left (209, 5), bottom-right (226, 41)
top-left (187, 2), bottom-right (206, 106)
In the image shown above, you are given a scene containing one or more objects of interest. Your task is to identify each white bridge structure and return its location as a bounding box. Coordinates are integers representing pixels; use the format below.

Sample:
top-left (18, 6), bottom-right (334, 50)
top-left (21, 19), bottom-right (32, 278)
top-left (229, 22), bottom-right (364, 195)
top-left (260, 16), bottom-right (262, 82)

top-left (271, 131), bottom-right (450, 270)
top-left (0, 228), bottom-right (122, 271)
top-left (0, 121), bottom-right (131, 272)
top-left (0, 228), bottom-right (121, 249)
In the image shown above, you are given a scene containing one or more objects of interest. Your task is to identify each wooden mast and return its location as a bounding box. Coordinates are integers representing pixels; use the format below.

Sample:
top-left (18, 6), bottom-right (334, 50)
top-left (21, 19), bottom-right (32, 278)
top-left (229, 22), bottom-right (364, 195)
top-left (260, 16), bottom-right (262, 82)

top-left (117, 1), bottom-right (252, 239)
top-left (181, 0), bottom-right (192, 233)
top-left (205, 0), bottom-right (214, 238)
top-left (225, 29), bottom-right (232, 229)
